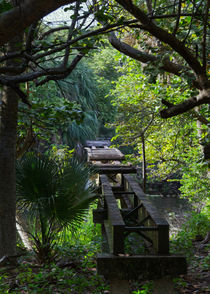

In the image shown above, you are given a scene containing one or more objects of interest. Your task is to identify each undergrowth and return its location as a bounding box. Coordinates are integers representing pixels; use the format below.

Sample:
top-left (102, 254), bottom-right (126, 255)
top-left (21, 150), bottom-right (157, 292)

top-left (170, 211), bottom-right (210, 257)
top-left (170, 211), bottom-right (210, 293)
top-left (0, 208), bottom-right (109, 294)
top-left (0, 209), bottom-right (209, 293)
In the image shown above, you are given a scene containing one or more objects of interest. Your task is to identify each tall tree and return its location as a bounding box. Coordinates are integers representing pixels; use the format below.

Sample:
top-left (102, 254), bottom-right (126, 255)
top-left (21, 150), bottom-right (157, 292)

top-left (0, 0), bottom-right (24, 257)
top-left (0, 0), bottom-right (127, 258)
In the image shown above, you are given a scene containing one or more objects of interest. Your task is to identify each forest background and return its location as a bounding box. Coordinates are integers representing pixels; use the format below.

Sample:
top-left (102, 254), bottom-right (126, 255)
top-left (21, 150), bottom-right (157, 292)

top-left (0, 0), bottom-right (209, 292)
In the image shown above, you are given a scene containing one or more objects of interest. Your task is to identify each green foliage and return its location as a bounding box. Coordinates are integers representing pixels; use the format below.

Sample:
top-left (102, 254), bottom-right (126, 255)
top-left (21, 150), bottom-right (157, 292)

top-left (132, 282), bottom-right (153, 294)
top-left (119, 0), bottom-right (208, 73)
top-left (109, 57), bottom-right (209, 208)
top-left (56, 208), bottom-right (102, 267)
top-left (18, 58), bottom-right (103, 153)
top-left (0, 0), bottom-right (12, 13)
top-left (179, 147), bottom-right (210, 208)
top-left (12, 262), bottom-right (106, 294)
top-left (170, 212), bottom-right (210, 257)
top-left (200, 252), bottom-right (210, 271)
top-left (182, 212), bottom-right (210, 238)
top-left (18, 80), bottom-right (84, 155)
top-left (171, 229), bottom-right (193, 256)
top-left (16, 152), bottom-right (97, 263)
top-left (110, 59), bottom-right (195, 172)
top-left (0, 272), bottom-right (9, 293)
top-left (87, 45), bottom-right (120, 136)
top-left (18, 46), bottom-right (119, 151)
top-left (0, 260), bottom-right (108, 294)
top-left (63, 111), bottom-right (98, 148)
top-left (58, 60), bottom-right (100, 146)
top-left (60, 213), bottom-right (101, 248)
top-left (0, 209), bottom-right (108, 293)
top-left (58, 61), bottom-right (97, 109)
top-left (173, 277), bottom-right (188, 289)
top-left (124, 233), bottom-right (146, 255)
top-left (109, 59), bottom-right (160, 149)
top-left (49, 145), bottom-right (74, 163)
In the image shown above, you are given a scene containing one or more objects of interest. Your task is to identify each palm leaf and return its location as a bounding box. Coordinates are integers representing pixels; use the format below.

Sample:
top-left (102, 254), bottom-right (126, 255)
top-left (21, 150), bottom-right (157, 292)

top-left (16, 153), bottom-right (97, 231)
top-left (16, 153), bottom-right (59, 215)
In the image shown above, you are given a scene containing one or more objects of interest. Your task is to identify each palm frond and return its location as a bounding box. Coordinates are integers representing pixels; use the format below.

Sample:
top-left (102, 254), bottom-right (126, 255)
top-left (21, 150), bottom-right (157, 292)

top-left (16, 153), bottom-right (59, 212)
top-left (16, 153), bottom-right (97, 231)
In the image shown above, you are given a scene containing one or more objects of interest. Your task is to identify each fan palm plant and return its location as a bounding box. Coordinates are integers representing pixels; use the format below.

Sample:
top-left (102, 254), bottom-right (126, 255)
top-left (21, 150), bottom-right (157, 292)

top-left (16, 153), bottom-right (97, 263)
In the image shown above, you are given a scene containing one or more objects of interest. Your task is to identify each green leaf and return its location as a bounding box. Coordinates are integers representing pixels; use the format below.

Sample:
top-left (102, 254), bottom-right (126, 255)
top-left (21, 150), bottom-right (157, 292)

top-left (0, 0), bottom-right (12, 13)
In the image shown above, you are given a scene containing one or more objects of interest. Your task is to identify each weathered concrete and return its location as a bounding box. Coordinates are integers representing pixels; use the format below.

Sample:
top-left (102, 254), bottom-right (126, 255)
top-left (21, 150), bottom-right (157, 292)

top-left (97, 254), bottom-right (187, 280)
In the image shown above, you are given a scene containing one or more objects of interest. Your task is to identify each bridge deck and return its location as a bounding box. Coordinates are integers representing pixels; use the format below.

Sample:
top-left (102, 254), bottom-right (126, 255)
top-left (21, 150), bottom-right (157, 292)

top-left (94, 174), bottom-right (187, 280)
top-left (84, 141), bottom-right (187, 283)
top-left (85, 147), bottom-right (125, 161)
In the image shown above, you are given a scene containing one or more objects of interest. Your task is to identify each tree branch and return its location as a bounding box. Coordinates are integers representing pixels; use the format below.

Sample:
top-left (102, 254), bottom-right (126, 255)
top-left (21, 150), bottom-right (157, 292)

top-left (109, 32), bottom-right (191, 77)
top-left (160, 92), bottom-right (210, 118)
top-left (150, 13), bottom-right (205, 19)
top-left (202, 0), bottom-right (210, 69)
top-left (39, 26), bottom-right (70, 40)
top-left (0, 65), bottom-right (26, 74)
top-left (62, 0), bottom-right (81, 67)
top-left (0, 21), bottom-right (137, 84)
top-left (115, 0), bottom-right (204, 76)
top-left (26, 21), bottom-right (135, 62)
top-left (25, 23), bottom-right (38, 52)
top-left (0, 0), bottom-right (77, 46)
top-left (172, 0), bottom-right (182, 36)
top-left (36, 52), bottom-right (85, 86)
top-left (161, 99), bottom-right (209, 125)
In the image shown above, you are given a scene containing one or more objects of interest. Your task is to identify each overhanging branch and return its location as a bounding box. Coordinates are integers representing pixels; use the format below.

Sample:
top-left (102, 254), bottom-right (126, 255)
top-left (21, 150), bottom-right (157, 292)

top-left (160, 93), bottom-right (210, 119)
top-left (109, 32), bottom-right (191, 77)
top-left (36, 52), bottom-right (85, 86)
top-left (0, 0), bottom-right (77, 46)
top-left (115, 0), bottom-right (205, 76)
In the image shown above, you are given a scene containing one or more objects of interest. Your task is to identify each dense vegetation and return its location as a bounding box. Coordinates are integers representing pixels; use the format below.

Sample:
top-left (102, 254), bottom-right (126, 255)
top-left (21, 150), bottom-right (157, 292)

top-left (0, 0), bottom-right (209, 293)
top-left (0, 42), bottom-right (209, 293)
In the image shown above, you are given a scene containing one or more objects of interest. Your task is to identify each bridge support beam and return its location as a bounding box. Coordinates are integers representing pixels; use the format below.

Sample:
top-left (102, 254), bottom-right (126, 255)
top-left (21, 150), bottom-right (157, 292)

top-left (97, 254), bottom-right (187, 280)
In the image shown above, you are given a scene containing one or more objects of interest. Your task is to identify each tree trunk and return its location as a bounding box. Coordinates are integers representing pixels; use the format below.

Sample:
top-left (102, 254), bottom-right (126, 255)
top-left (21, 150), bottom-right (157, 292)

top-left (196, 107), bottom-right (210, 179)
top-left (0, 86), bottom-right (19, 258)
top-left (141, 133), bottom-right (147, 192)
top-left (0, 28), bottom-right (22, 257)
